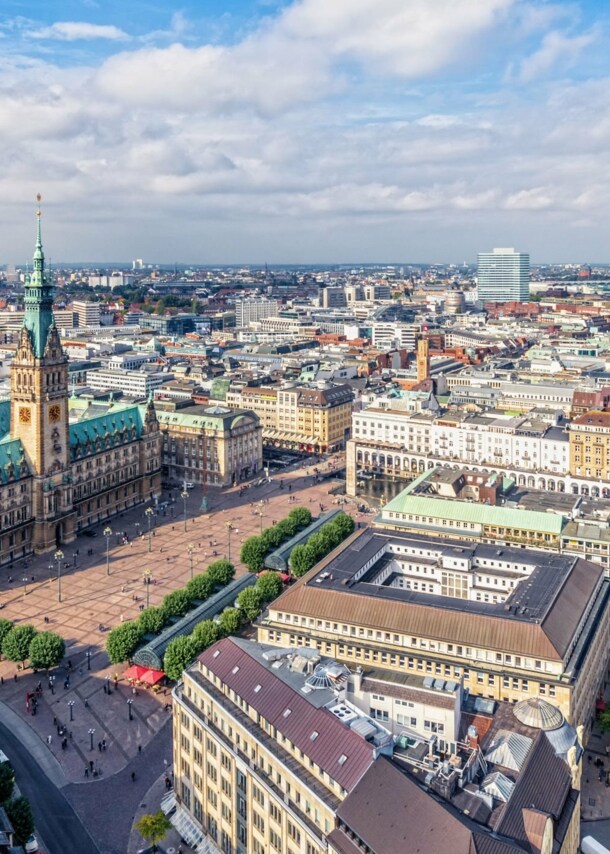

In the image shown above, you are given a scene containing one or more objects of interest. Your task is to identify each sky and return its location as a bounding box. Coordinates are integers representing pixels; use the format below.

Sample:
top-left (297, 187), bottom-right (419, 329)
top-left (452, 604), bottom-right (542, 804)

top-left (1, 0), bottom-right (609, 265)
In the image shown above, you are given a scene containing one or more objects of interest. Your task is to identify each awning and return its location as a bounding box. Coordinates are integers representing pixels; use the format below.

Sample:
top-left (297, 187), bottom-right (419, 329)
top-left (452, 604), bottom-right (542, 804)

top-left (140, 668), bottom-right (165, 686)
top-left (171, 805), bottom-right (208, 851)
top-left (123, 664), bottom-right (149, 681)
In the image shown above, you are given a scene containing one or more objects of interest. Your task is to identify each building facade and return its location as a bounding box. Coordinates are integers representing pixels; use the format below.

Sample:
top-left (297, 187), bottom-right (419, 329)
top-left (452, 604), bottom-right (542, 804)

top-left (0, 207), bottom-right (161, 558)
top-left (477, 248), bottom-right (530, 303)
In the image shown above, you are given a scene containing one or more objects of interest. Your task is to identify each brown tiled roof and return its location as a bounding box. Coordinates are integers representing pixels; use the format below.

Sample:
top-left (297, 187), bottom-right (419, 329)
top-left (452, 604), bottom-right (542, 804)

top-left (273, 580), bottom-right (564, 660)
top-left (197, 638), bottom-right (376, 792)
top-left (572, 410), bottom-right (610, 426)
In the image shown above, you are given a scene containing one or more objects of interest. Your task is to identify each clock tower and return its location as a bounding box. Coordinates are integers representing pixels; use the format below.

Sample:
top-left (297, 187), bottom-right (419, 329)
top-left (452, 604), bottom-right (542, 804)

top-left (10, 198), bottom-right (75, 551)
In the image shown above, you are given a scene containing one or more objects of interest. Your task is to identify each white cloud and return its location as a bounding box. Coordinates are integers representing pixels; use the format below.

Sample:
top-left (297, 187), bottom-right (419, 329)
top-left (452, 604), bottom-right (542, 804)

top-left (29, 22), bottom-right (128, 42)
top-left (504, 187), bottom-right (554, 210)
top-left (517, 28), bottom-right (596, 82)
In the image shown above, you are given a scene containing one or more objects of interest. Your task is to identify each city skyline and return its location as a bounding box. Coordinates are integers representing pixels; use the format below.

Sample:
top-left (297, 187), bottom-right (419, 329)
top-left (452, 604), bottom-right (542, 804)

top-left (0, 0), bottom-right (609, 263)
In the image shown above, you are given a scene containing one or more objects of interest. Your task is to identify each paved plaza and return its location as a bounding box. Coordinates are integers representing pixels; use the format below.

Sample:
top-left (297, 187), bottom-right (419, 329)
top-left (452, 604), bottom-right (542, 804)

top-left (0, 458), bottom-right (362, 851)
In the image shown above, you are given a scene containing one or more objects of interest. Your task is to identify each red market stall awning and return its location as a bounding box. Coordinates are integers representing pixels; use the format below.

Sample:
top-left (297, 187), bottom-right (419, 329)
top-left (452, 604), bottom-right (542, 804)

top-left (140, 669), bottom-right (165, 686)
top-left (123, 664), bottom-right (149, 681)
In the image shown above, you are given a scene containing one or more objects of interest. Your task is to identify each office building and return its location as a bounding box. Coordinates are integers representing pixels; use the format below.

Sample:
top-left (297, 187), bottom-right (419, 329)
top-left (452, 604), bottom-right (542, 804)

top-left (72, 300), bottom-right (101, 328)
top-left (477, 248), bottom-right (530, 303)
top-left (235, 297), bottom-right (279, 327)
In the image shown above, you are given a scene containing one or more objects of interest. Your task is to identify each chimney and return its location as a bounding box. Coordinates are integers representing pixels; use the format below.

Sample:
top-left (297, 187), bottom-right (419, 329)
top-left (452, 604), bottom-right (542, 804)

top-left (467, 724), bottom-right (479, 749)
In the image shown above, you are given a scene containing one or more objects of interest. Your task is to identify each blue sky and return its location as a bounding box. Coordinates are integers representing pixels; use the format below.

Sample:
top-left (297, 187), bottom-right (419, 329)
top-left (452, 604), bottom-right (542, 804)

top-left (1, 0), bottom-right (609, 263)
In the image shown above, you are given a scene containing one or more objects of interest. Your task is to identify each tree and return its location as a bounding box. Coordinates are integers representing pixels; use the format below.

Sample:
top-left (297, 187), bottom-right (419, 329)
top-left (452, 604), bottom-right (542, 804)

top-left (160, 589), bottom-right (192, 619)
top-left (236, 587), bottom-right (263, 622)
top-left (288, 506), bottom-right (312, 528)
top-left (218, 608), bottom-right (241, 637)
top-left (263, 524), bottom-right (287, 549)
top-left (138, 607), bottom-right (167, 636)
top-left (106, 622), bottom-right (144, 664)
top-left (28, 631), bottom-right (65, 670)
top-left (240, 537), bottom-right (268, 573)
top-left (5, 797), bottom-right (34, 846)
top-left (186, 572), bottom-right (215, 601)
top-left (600, 705), bottom-right (610, 733)
top-left (0, 619), bottom-right (13, 653)
top-left (192, 619), bottom-right (219, 653)
top-left (0, 761), bottom-right (14, 802)
top-left (135, 811), bottom-right (172, 852)
top-left (163, 635), bottom-right (197, 681)
top-left (256, 572), bottom-right (283, 602)
top-left (332, 513), bottom-right (355, 539)
top-left (290, 544), bottom-right (316, 577)
top-left (2, 625), bottom-right (37, 665)
top-left (207, 559), bottom-right (234, 587)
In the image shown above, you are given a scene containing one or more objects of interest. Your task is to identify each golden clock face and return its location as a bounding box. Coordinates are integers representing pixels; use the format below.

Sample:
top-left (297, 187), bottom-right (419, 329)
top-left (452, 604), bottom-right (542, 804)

top-left (49, 404), bottom-right (61, 423)
top-left (19, 407), bottom-right (31, 425)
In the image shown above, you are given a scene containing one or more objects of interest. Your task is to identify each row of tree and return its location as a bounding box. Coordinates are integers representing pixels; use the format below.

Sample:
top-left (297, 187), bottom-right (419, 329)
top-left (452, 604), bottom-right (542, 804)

top-left (106, 559), bottom-right (235, 664)
top-left (0, 761), bottom-right (35, 846)
top-left (0, 620), bottom-right (65, 669)
top-left (289, 513), bottom-right (355, 577)
top-left (163, 571), bottom-right (285, 680)
top-left (240, 506), bottom-right (313, 573)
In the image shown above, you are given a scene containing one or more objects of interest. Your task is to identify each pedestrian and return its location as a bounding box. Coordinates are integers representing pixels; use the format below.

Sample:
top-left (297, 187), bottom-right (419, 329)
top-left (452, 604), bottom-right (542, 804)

top-left (98, 742), bottom-right (102, 753)
top-left (47, 735), bottom-right (52, 745)
top-left (89, 760), bottom-right (94, 772)
top-left (84, 767), bottom-right (89, 778)
top-left (131, 771), bottom-right (136, 782)
top-left (13, 674), bottom-right (17, 682)
top-left (0, 677), bottom-right (3, 686)
top-left (53, 716), bottom-right (57, 726)
top-left (84, 698), bottom-right (89, 708)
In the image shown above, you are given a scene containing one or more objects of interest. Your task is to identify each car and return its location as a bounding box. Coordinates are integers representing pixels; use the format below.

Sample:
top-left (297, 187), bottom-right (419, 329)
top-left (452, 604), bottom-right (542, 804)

top-left (24, 835), bottom-right (39, 854)
top-left (83, 530), bottom-right (97, 538)
top-left (184, 482), bottom-right (195, 489)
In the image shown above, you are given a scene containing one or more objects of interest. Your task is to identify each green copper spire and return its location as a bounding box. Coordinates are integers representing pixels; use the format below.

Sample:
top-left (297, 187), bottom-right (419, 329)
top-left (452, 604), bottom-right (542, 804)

top-left (23, 194), bottom-right (55, 358)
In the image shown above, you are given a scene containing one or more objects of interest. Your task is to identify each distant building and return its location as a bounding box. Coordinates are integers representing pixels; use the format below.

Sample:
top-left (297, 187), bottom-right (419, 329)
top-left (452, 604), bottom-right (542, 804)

top-left (477, 248), bottom-right (530, 303)
top-left (72, 300), bottom-right (101, 328)
top-left (319, 286), bottom-right (347, 309)
top-left (86, 368), bottom-right (170, 398)
top-left (235, 297), bottom-right (279, 327)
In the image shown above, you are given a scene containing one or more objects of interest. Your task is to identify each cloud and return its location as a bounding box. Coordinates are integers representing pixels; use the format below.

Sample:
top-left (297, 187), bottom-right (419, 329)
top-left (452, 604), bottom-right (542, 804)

top-left (517, 28), bottom-right (596, 82)
top-left (29, 22), bottom-right (128, 42)
top-left (504, 187), bottom-right (554, 210)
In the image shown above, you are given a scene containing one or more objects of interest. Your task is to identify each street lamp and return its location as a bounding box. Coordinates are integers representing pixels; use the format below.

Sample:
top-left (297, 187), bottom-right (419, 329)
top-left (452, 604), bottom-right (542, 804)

top-left (187, 544), bottom-right (195, 580)
top-left (88, 728), bottom-right (95, 751)
top-left (143, 569), bottom-right (151, 608)
top-left (49, 675), bottom-right (55, 696)
top-left (127, 699), bottom-right (133, 721)
top-left (54, 550), bottom-right (64, 603)
top-left (145, 507), bottom-right (154, 553)
top-left (257, 500), bottom-right (265, 534)
top-left (86, 650), bottom-right (91, 671)
top-left (226, 521), bottom-right (234, 563)
top-left (22, 577), bottom-right (28, 596)
top-left (181, 488), bottom-right (189, 533)
top-left (103, 527), bottom-right (112, 575)
top-left (68, 700), bottom-right (75, 721)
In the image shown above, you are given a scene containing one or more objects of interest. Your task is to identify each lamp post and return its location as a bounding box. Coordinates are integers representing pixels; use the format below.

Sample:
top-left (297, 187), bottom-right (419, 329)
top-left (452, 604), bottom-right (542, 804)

top-left (103, 527), bottom-right (112, 575)
top-left (226, 521), bottom-right (234, 564)
top-left (86, 650), bottom-right (91, 671)
top-left (181, 488), bottom-right (189, 533)
top-left (88, 728), bottom-right (95, 751)
top-left (145, 507), bottom-right (154, 553)
top-left (187, 544), bottom-right (195, 580)
top-left (54, 549), bottom-right (63, 603)
top-left (68, 700), bottom-right (75, 722)
top-left (127, 699), bottom-right (133, 721)
top-left (22, 577), bottom-right (28, 596)
top-left (257, 500), bottom-right (265, 534)
top-left (49, 675), bottom-right (55, 696)
top-left (143, 569), bottom-right (151, 608)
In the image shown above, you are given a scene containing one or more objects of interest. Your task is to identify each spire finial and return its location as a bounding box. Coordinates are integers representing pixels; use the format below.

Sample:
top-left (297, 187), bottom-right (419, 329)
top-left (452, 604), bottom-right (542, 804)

top-left (34, 194), bottom-right (43, 258)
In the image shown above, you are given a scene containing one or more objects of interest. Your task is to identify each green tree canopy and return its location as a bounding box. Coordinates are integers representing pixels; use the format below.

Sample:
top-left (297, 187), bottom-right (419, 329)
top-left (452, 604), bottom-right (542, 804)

top-left (332, 513), bottom-right (355, 538)
top-left (106, 622), bottom-right (144, 664)
top-left (0, 619), bottom-right (14, 651)
top-left (236, 587), bottom-right (263, 622)
top-left (288, 506), bottom-right (312, 528)
top-left (186, 572), bottom-right (215, 601)
top-left (135, 811), bottom-right (172, 852)
top-left (192, 619), bottom-right (219, 653)
top-left (0, 761), bottom-right (15, 803)
top-left (218, 608), bottom-right (241, 637)
top-left (240, 537), bottom-right (267, 573)
top-left (138, 607), bottom-right (167, 636)
top-left (160, 589), bottom-right (192, 619)
top-left (207, 559), bottom-right (234, 587)
top-left (5, 797), bottom-right (34, 846)
top-left (289, 543), bottom-right (317, 577)
top-left (163, 635), bottom-right (197, 681)
top-left (2, 625), bottom-right (37, 664)
top-left (28, 631), bottom-right (65, 670)
top-left (255, 572), bottom-right (283, 602)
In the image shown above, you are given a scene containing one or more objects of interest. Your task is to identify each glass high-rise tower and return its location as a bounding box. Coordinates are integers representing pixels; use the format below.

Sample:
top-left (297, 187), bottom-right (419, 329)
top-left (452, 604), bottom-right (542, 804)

top-left (477, 247), bottom-right (530, 303)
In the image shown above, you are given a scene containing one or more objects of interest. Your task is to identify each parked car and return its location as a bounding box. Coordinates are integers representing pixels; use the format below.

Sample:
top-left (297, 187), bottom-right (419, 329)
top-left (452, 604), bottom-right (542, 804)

top-left (24, 835), bottom-right (39, 854)
top-left (83, 530), bottom-right (97, 538)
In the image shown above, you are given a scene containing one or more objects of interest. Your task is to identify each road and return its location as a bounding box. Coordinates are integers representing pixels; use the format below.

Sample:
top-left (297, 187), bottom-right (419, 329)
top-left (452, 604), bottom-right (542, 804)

top-left (0, 718), bottom-right (99, 854)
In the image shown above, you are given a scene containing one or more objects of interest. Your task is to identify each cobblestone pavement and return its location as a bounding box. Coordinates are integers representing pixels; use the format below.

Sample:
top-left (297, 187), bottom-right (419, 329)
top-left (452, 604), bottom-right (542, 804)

top-left (0, 456), bottom-right (364, 850)
top-left (582, 727), bottom-right (610, 821)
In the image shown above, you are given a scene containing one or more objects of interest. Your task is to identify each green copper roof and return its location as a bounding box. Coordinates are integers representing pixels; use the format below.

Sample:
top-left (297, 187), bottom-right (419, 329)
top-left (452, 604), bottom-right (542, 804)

top-left (69, 404), bottom-right (145, 459)
top-left (381, 489), bottom-right (564, 535)
top-left (0, 401), bottom-right (11, 440)
top-left (0, 438), bottom-right (30, 483)
top-left (23, 205), bottom-right (55, 358)
top-left (155, 406), bottom-right (254, 432)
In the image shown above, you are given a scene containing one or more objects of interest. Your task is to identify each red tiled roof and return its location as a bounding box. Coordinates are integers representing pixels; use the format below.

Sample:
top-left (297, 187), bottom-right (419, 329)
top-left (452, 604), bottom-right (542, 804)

top-left (198, 638), bottom-right (376, 792)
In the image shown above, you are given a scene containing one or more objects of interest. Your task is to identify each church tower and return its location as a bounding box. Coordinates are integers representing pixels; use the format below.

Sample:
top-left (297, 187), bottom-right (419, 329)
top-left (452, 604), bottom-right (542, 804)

top-left (416, 337), bottom-right (430, 383)
top-left (10, 198), bottom-right (75, 551)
